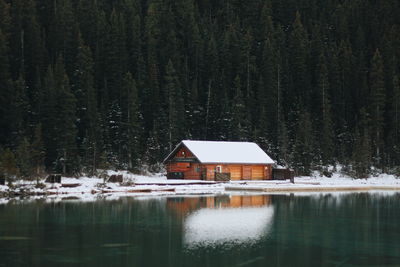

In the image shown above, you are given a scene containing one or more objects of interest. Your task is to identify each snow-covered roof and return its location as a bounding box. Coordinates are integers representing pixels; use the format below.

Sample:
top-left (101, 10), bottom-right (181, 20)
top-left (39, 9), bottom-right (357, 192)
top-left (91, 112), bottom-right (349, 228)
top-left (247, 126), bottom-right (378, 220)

top-left (164, 140), bottom-right (274, 164)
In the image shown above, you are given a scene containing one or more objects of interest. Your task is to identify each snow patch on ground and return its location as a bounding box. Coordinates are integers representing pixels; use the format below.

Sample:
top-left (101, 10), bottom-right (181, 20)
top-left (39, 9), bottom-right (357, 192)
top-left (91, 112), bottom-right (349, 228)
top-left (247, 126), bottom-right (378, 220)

top-left (0, 170), bottom-right (399, 203)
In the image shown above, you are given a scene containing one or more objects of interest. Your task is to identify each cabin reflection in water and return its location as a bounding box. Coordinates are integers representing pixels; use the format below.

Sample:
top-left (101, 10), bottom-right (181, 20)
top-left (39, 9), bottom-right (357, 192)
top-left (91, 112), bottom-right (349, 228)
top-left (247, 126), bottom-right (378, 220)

top-left (167, 195), bottom-right (274, 248)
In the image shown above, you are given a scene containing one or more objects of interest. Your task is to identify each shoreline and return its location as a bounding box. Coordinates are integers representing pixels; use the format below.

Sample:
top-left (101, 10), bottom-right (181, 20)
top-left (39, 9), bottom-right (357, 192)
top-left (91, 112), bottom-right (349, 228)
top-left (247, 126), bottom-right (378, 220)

top-left (225, 185), bottom-right (400, 192)
top-left (1, 173), bottom-right (400, 201)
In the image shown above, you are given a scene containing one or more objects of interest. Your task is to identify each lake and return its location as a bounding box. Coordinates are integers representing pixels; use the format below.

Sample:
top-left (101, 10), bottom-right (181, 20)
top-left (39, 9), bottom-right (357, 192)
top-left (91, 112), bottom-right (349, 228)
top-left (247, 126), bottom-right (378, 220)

top-left (1, 192), bottom-right (400, 266)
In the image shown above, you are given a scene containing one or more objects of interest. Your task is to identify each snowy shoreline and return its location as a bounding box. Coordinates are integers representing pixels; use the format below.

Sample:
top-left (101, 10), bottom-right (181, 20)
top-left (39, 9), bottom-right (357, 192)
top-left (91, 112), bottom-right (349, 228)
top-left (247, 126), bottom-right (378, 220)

top-left (1, 171), bottom-right (399, 203)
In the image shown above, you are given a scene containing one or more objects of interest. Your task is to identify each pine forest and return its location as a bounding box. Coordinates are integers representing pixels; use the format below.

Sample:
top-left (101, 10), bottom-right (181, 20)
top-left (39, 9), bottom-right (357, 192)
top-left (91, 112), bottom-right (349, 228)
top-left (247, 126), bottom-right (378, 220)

top-left (0, 0), bottom-right (400, 179)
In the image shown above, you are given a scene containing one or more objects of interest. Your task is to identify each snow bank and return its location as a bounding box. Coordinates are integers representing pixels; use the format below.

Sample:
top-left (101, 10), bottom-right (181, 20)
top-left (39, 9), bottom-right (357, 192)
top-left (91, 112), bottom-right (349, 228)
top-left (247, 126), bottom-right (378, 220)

top-left (0, 170), bottom-right (400, 204)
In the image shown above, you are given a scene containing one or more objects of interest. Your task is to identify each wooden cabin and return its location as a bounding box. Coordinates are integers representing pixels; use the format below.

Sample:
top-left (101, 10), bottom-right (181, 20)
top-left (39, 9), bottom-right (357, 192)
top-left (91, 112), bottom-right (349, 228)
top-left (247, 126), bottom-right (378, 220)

top-left (163, 140), bottom-right (275, 181)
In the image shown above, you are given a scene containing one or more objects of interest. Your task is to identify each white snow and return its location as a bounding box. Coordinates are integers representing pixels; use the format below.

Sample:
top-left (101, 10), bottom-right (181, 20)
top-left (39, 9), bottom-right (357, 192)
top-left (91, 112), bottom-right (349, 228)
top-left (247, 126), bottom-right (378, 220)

top-left (226, 172), bottom-right (400, 192)
top-left (184, 206), bottom-right (274, 248)
top-left (165, 140), bottom-right (275, 164)
top-left (0, 169), bottom-right (399, 203)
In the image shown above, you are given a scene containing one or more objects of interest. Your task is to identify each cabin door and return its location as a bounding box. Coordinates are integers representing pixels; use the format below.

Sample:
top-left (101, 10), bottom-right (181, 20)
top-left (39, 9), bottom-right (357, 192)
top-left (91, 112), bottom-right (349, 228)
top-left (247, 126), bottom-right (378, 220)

top-left (242, 166), bottom-right (252, 180)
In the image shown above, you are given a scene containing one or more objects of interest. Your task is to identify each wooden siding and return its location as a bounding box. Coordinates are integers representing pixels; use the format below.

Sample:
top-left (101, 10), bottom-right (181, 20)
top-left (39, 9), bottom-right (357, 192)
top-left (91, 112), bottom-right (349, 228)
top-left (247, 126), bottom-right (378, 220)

top-left (251, 165), bottom-right (264, 180)
top-left (167, 162), bottom-right (202, 180)
top-left (167, 163), bottom-right (273, 180)
top-left (175, 146), bottom-right (194, 158)
top-left (183, 163), bottom-right (202, 180)
top-left (205, 165), bottom-right (215, 180)
top-left (166, 145), bottom-right (202, 179)
top-left (165, 144), bottom-right (274, 180)
top-left (229, 165), bottom-right (242, 180)
top-left (265, 165), bottom-right (272, 180)
top-left (167, 162), bottom-right (190, 172)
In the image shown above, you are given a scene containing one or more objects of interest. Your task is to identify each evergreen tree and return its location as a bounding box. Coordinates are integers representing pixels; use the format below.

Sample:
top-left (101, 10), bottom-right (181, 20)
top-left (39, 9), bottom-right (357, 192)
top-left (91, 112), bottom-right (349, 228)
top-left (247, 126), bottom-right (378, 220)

top-left (261, 38), bottom-right (279, 144)
top-left (54, 57), bottom-right (78, 174)
top-left (256, 79), bottom-right (269, 149)
top-left (126, 6), bottom-right (141, 76)
top-left (11, 75), bottom-right (30, 143)
top-left (41, 58), bottom-right (77, 174)
top-left (387, 74), bottom-right (400, 167)
top-left (9, 0), bottom-right (45, 86)
top-left (31, 123), bottom-right (45, 177)
top-left (0, 29), bottom-right (13, 146)
top-left (288, 12), bottom-right (310, 107)
top-left (144, 2), bottom-right (161, 130)
top-left (106, 100), bottom-right (123, 168)
top-left (317, 54), bottom-right (335, 166)
top-left (231, 75), bottom-right (250, 140)
top-left (15, 137), bottom-right (32, 178)
top-left (204, 34), bottom-right (219, 139)
top-left (105, 8), bottom-right (127, 104)
top-left (121, 72), bottom-right (143, 171)
top-left (143, 130), bottom-right (162, 172)
top-left (165, 60), bottom-right (185, 150)
top-left (352, 109), bottom-right (372, 178)
top-left (292, 111), bottom-right (314, 176)
top-left (0, 0), bottom-right (11, 37)
top-left (0, 148), bottom-right (19, 182)
top-left (277, 119), bottom-right (290, 167)
top-left (73, 36), bottom-right (99, 174)
top-left (369, 49), bottom-right (386, 168)
top-left (47, 0), bottom-right (79, 76)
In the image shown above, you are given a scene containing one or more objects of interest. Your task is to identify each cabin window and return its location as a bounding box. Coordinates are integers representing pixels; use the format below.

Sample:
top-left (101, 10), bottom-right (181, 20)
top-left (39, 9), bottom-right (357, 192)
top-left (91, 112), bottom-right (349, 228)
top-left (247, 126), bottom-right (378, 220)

top-left (216, 166), bottom-right (222, 173)
top-left (196, 167), bottom-right (201, 172)
top-left (181, 151), bottom-right (185, 157)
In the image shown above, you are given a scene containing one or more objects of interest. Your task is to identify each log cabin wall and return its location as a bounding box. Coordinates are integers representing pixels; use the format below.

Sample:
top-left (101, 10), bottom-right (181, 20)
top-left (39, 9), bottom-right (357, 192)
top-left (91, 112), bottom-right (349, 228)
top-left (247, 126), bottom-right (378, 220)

top-left (174, 146), bottom-right (194, 158)
top-left (166, 144), bottom-right (274, 180)
top-left (264, 165), bottom-right (272, 179)
top-left (202, 164), bottom-right (273, 180)
top-left (167, 145), bottom-right (202, 179)
top-left (183, 163), bottom-right (202, 180)
top-left (167, 162), bottom-right (202, 180)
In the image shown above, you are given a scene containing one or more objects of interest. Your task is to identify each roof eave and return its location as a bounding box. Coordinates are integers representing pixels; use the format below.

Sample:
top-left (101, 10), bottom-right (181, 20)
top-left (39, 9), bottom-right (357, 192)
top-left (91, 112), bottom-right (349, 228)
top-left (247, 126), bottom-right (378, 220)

top-left (163, 141), bottom-right (202, 164)
top-left (162, 142), bottom-right (184, 164)
top-left (199, 161), bottom-right (275, 165)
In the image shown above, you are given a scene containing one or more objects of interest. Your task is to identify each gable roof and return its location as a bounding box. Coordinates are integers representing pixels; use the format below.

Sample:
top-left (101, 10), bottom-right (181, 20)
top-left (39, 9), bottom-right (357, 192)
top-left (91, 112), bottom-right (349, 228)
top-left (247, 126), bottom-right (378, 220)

top-left (164, 140), bottom-right (274, 164)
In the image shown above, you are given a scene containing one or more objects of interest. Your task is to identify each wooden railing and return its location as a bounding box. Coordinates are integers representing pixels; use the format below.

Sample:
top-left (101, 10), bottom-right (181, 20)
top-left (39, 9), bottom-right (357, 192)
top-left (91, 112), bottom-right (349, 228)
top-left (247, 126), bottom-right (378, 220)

top-left (215, 172), bottom-right (231, 181)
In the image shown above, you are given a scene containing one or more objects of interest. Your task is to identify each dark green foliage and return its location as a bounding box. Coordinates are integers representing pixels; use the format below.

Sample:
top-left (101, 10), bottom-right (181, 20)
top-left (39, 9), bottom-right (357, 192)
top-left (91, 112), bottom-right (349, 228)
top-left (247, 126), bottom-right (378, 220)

top-left (0, 29), bottom-right (13, 145)
top-left (317, 54), bottom-right (335, 166)
top-left (369, 49), bottom-right (386, 168)
top-left (73, 37), bottom-right (99, 174)
top-left (0, 0), bottom-right (399, 178)
top-left (165, 60), bottom-right (185, 150)
top-left (351, 108), bottom-right (372, 178)
top-left (15, 137), bottom-right (32, 178)
top-left (30, 123), bottom-right (45, 177)
top-left (121, 72), bottom-right (143, 171)
top-left (231, 75), bottom-right (250, 140)
top-left (41, 58), bottom-right (77, 175)
top-left (0, 148), bottom-right (19, 181)
top-left (292, 111), bottom-right (315, 176)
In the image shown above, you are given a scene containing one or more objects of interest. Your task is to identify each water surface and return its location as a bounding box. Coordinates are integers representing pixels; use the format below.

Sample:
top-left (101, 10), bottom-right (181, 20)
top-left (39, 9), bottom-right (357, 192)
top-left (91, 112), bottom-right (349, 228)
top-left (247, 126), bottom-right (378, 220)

top-left (1, 192), bottom-right (400, 266)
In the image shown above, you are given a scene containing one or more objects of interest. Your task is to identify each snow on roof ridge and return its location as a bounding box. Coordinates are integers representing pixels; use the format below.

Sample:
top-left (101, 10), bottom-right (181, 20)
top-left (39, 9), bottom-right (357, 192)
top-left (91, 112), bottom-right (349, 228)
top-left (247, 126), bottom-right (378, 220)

top-left (182, 140), bottom-right (255, 144)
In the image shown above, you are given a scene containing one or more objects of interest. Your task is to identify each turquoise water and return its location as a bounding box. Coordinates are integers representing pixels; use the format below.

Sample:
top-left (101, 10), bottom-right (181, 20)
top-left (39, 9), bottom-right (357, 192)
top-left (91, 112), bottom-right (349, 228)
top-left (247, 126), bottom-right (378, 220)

top-left (1, 193), bottom-right (400, 266)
